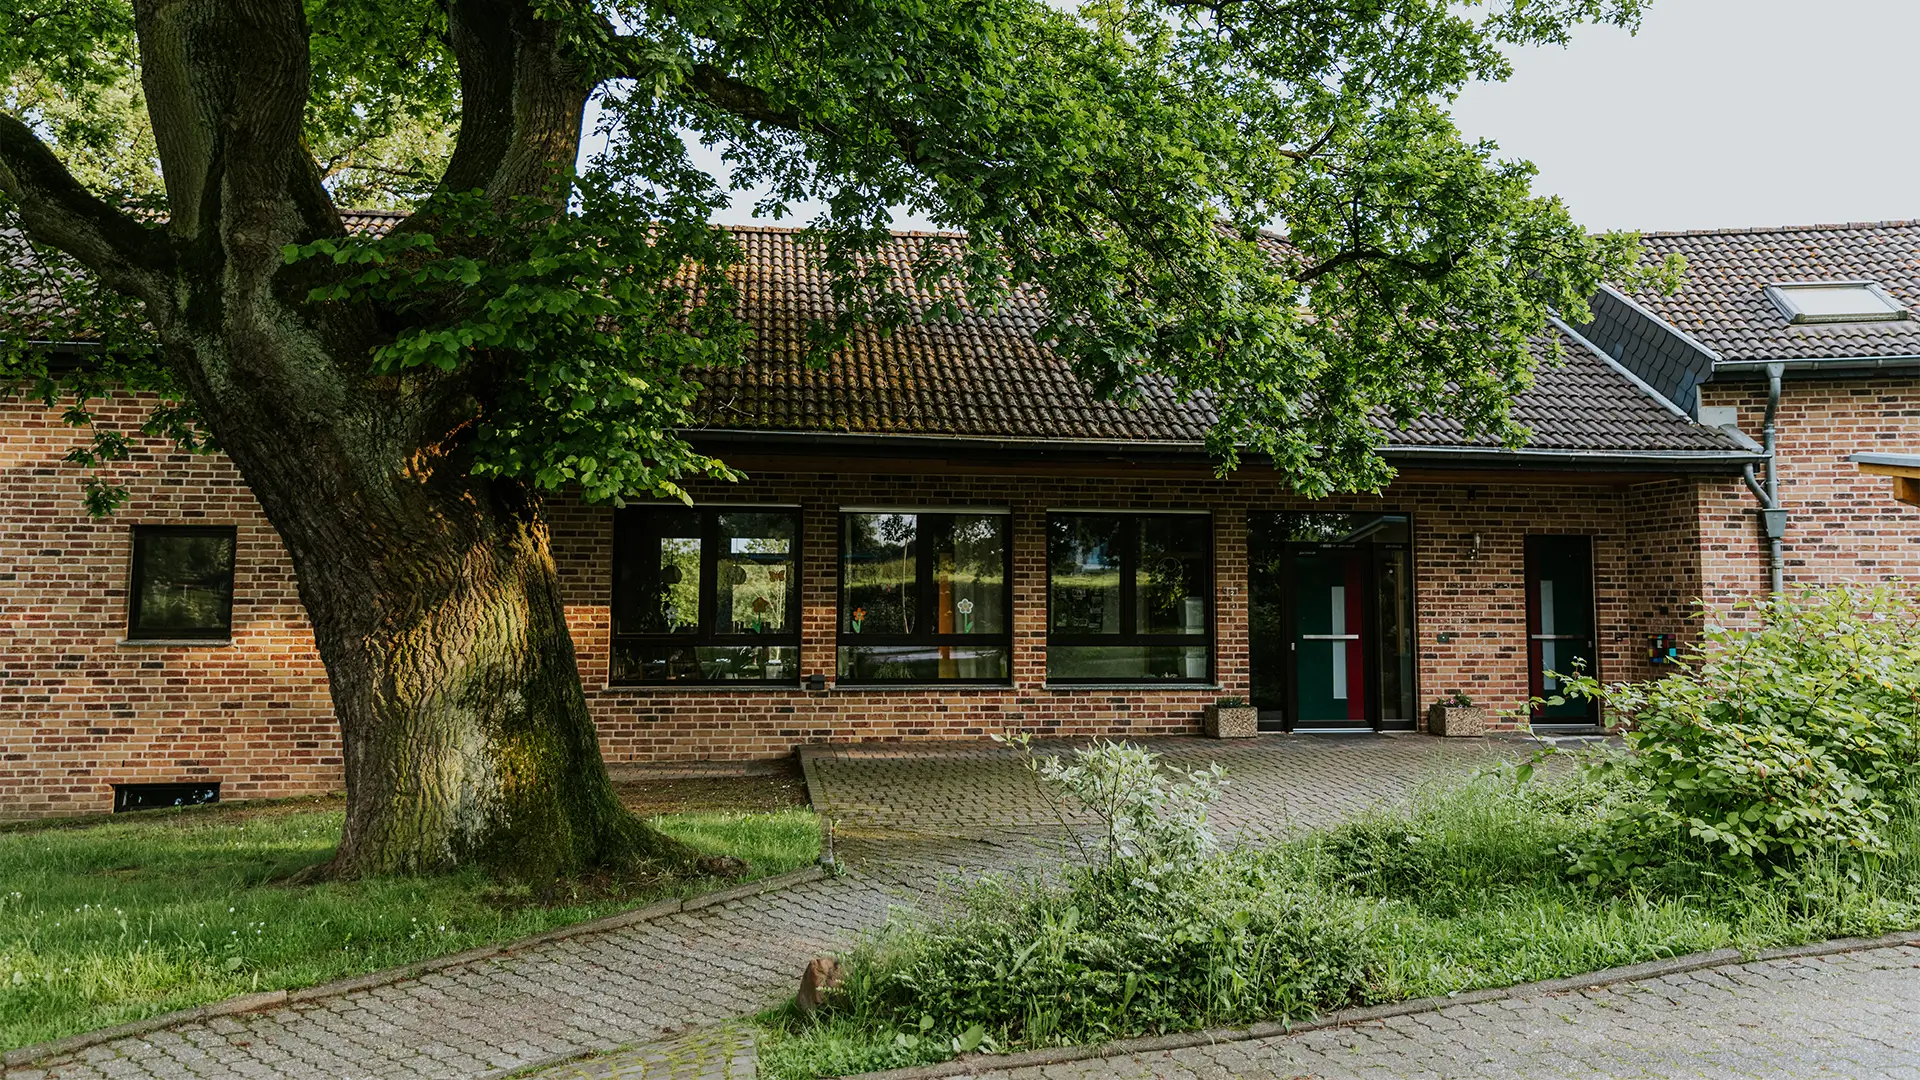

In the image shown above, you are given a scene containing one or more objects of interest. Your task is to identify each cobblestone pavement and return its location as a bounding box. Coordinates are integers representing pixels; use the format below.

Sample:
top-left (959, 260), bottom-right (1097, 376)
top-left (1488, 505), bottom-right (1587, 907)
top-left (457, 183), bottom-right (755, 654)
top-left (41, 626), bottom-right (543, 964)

top-left (973, 945), bottom-right (1920, 1080)
top-left (9, 735), bottom-right (1495, 1080)
top-left (803, 734), bottom-right (1528, 844)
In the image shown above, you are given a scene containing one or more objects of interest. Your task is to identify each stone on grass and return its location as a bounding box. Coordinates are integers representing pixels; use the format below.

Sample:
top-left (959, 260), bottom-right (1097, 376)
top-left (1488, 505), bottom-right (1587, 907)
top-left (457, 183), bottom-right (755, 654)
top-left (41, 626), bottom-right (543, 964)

top-left (796, 956), bottom-right (844, 1014)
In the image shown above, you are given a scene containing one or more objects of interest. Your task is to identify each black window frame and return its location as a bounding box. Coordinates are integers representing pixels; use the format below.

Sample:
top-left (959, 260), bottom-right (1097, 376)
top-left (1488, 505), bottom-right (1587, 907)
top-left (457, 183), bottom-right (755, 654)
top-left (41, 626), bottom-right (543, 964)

top-left (1045, 511), bottom-right (1215, 684)
top-left (835, 509), bottom-right (1015, 685)
top-left (126, 524), bottom-right (238, 641)
top-left (610, 504), bottom-right (804, 686)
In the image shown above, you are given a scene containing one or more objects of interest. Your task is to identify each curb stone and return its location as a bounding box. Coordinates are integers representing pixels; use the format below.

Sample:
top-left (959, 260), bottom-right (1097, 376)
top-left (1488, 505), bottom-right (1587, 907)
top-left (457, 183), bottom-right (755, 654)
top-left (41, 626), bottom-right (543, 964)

top-left (1, 865), bottom-right (825, 1072)
top-left (839, 928), bottom-right (1920, 1080)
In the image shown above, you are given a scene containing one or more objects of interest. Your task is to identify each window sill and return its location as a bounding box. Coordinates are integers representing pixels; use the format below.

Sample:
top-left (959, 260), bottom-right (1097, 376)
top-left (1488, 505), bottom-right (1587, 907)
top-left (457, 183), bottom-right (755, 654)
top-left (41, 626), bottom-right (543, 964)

top-left (1044, 682), bottom-right (1223, 692)
top-left (118, 638), bottom-right (234, 648)
top-left (831, 682), bottom-right (1015, 693)
top-left (603, 681), bottom-right (805, 693)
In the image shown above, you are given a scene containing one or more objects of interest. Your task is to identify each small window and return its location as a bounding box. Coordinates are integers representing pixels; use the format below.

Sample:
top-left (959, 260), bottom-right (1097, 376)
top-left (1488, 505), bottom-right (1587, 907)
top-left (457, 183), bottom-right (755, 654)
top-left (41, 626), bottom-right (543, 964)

top-left (1047, 512), bottom-right (1212, 683)
top-left (1765, 281), bottom-right (1907, 324)
top-left (114, 781), bottom-right (220, 813)
top-left (611, 506), bottom-right (801, 684)
top-left (127, 526), bottom-right (237, 640)
top-left (838, 510), bottom-right (1011, 683)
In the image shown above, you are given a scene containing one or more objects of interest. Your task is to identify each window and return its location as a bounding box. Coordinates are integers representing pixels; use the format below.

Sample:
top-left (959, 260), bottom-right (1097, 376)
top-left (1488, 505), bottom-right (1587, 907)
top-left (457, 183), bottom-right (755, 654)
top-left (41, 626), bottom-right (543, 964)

top-left (611, 507), bottom-right (800, 684)
top-left (838, 510), bottom-right (1011, 683)
top-left (114, 781), bottom-right (219, 813)
top-left (1765, 281), bottom-right (1907, 324)
top-left (127, 526), bottom-right (237, 640)
top-left (1047, 513), bottom-right (1212, 682)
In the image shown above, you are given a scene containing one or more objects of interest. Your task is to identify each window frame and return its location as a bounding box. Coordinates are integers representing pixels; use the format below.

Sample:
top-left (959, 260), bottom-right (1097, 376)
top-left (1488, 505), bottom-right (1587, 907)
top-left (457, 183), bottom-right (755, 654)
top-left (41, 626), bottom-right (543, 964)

top-left (609, 504), bottom-right (804, 686)
top-left (126, 524), bottom-right (238, 641)
top-left (1044, 510), bottom-right (1215, 684)
top-left (834, 507), bottom-right (1015, 685)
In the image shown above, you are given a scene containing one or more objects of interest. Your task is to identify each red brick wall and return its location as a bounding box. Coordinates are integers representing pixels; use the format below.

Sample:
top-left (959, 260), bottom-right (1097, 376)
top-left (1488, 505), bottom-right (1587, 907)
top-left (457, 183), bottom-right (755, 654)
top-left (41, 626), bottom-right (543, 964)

top-left (10, 387), bottom-right (1882, 818)
top-left (1699, 374), bottom-right (1920, 610)
top-left (1, 397), bottom-right (337, 819)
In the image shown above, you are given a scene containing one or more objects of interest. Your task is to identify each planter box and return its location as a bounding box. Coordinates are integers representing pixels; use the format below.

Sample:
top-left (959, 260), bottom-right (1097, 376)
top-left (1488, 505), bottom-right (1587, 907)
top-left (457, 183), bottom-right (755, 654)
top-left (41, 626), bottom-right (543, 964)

top-left (1204, 705), bottom-right (1258, 739)
top-left (1427, 703), bottom-right (1487, 737)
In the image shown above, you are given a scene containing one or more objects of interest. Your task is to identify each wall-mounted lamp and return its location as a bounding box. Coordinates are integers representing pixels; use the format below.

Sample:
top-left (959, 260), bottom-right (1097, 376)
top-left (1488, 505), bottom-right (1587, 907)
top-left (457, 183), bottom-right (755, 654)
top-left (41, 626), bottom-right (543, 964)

top-left (1468, 532), bottom-right (1482, 560)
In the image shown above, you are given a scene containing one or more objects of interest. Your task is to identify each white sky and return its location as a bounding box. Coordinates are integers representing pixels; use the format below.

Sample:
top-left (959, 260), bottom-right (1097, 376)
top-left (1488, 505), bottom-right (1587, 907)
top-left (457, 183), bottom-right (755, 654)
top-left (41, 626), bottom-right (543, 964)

top-left (684, 0), bottom-right (1920, 233)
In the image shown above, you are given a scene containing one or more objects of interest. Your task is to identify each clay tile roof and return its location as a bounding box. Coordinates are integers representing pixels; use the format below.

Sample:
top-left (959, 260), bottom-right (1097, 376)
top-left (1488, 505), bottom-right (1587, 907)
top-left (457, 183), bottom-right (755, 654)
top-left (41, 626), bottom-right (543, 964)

top-left (700, 227), bottom-right (1743, 455)
top-left (3, 216), bottom-right (1743, 458)
top-left (1624, 220), bottom-right (1920, 363)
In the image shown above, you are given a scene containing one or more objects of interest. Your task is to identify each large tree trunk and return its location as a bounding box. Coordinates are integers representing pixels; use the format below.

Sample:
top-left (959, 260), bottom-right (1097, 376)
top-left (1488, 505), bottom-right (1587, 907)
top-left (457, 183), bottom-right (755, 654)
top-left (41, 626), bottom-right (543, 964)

top-left (304, 482), bottom-right (678, 879)
top-left (0, 0), bottom-right (700, 879)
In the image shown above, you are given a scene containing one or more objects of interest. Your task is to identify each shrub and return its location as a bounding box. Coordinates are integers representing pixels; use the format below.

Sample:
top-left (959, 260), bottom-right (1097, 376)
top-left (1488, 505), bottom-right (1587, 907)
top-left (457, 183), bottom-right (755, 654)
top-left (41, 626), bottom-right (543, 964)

top-left (1561, 585), bottom-right (1920, 878)
top-left (1017, 737), bottom-right (1226, 881)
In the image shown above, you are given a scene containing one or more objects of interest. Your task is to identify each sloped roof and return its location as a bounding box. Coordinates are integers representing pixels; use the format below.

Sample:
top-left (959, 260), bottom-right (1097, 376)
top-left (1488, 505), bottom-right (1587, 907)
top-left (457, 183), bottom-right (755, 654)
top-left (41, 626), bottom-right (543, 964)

top-left (698, 226), bottom-right (1741, 455)
top-left (1625, 220), bottom-right (1920, 363)
top-left (3, 213), bottom-right (1745, 459)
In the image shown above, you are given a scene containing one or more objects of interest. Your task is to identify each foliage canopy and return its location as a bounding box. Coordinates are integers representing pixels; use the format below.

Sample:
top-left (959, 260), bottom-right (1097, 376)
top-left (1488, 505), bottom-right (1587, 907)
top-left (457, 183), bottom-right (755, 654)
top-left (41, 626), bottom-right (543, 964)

top-left (3, 0), bottom-right (1679, 503)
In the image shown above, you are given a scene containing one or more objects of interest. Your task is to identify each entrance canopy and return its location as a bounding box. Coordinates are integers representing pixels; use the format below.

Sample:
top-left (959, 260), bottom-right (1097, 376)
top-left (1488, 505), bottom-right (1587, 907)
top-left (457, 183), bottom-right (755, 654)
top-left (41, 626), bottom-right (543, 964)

top-left (1851, 453), bottom-right (1920, 508)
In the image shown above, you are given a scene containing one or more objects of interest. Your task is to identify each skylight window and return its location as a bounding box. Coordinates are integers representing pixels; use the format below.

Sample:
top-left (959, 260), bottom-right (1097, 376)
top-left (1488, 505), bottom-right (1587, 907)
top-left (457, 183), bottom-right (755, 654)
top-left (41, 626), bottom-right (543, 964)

top-left (1765, 281), bottom-right (1908, 324)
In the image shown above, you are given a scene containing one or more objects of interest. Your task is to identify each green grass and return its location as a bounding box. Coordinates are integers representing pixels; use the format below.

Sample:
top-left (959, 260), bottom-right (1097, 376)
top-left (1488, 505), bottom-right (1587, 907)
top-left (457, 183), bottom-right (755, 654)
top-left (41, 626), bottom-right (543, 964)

top-left (759, 763), bottom-right (1920, 1080)
top-left (0, 804), bottom-right (820, 1051)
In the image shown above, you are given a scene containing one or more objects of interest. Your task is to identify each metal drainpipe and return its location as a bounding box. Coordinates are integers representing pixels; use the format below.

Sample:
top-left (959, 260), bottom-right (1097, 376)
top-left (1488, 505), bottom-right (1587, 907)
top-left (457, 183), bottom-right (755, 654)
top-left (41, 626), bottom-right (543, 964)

top-left (1739, 362), bottom-right (1788, 596)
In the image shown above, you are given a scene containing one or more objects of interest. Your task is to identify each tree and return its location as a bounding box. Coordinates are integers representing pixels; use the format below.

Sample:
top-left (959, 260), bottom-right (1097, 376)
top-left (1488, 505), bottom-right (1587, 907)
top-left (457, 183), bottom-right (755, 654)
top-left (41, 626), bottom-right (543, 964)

top-left (0, 0), bottom-right (1676, 880)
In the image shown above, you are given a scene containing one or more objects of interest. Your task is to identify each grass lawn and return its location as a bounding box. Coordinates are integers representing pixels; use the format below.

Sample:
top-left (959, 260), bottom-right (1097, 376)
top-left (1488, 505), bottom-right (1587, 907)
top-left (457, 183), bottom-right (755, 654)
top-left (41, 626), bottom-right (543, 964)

top-left (0, 777), bottom-right (819, 1052)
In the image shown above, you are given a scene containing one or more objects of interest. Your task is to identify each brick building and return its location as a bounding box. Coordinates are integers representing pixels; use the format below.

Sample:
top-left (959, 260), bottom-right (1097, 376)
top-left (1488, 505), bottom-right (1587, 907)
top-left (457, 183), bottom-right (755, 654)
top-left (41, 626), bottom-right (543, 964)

top-left (4, 219), bottom-right (1917, 818)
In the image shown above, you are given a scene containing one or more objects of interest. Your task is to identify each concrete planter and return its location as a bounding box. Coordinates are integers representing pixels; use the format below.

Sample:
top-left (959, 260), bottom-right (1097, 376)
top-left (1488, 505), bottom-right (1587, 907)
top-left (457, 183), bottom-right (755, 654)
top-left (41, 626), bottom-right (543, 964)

top-left (1204, 705), bottom-right (1259, 739)
top-left (1427, 703), bottom-right (1487, 737)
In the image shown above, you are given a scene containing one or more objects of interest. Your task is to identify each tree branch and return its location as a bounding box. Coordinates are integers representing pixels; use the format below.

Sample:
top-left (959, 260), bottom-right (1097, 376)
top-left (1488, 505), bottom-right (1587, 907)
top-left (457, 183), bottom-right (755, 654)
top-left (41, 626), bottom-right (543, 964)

top-left (0, 112), bottom-right (172, 304)
top-left (1294, 246), bottom-right (1460, 284)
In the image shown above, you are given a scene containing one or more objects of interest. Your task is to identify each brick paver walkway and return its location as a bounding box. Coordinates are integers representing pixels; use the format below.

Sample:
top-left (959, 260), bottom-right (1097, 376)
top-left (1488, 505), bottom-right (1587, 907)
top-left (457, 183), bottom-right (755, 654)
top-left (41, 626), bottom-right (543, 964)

top-left (973, 945), bottom-right (1920, 1080)
top-left (9, 736), bottom-right (1502, 1080)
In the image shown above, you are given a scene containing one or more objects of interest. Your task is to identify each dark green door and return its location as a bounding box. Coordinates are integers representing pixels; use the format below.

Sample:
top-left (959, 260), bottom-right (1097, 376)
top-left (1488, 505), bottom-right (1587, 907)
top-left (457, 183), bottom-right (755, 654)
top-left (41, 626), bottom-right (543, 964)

top-left (1290, 548), bottom-right (1369, 730)
top-left (1526, 535), bottom-right (1599, 726)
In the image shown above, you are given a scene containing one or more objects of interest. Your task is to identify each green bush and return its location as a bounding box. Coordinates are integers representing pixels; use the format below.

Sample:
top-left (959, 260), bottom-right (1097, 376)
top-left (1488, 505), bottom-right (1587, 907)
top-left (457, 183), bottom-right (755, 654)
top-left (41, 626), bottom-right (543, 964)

top-left (1561, 586), bottom-right (1920, 877)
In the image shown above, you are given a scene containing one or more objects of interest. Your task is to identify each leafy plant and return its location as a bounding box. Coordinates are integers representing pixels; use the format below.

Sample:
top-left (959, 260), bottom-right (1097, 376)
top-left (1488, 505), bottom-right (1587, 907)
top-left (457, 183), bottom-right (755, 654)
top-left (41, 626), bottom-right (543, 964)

top-left (999, 735), bottom-right (1226, 880)
top-left (1557, 586), bottom-right (1920, 878)
top-left (1215, 696), bottom-right (1247, 708)
top-left (1446, 690), bottom-right (1475, 708)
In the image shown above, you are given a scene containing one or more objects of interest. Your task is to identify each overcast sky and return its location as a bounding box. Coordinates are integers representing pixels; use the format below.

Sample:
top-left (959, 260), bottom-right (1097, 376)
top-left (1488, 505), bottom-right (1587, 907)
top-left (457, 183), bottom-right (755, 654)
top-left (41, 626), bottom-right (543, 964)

top-left (1451, 0), bottom-right (1920, 232)
top-left (684, 0), bottom-right (1919, 234)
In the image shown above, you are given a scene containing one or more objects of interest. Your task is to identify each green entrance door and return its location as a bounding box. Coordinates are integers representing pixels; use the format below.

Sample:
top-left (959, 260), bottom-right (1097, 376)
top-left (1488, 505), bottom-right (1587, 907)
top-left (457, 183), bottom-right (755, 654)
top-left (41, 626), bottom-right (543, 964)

top-left (1526, 535), bottom-right (1599, 726)
top-left (1290, 548), bottom-right (1369, 729)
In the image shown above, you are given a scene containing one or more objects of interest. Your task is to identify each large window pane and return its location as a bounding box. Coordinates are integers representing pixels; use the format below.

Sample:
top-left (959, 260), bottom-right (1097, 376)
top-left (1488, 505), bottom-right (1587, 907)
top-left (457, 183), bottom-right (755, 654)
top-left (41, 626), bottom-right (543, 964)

top-left (716, 512), bottom-right (795, 636)
top-left (611, 506), bottom-right (801, 684)
top-left (936, 514), bottom-right (1006, 635)
top-left (1135, 516), bottom-right (1209, 635)
top-left (129, 527), bottom-right (237, 639)
top-left (1048, 515), bottom-right (1123, 635)
top-left (842, 513), bottom-right (917, 635)
top-left (838, 511), bottom-right (1012, 683)
top-left (1046, 513), bottom-right (1212, 683)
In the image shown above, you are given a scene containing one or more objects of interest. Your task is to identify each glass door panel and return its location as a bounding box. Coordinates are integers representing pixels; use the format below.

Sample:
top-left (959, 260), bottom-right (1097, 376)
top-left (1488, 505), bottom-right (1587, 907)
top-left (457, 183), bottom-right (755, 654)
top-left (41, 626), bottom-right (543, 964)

top-left (1527, 535), bottom-right (1599, 725)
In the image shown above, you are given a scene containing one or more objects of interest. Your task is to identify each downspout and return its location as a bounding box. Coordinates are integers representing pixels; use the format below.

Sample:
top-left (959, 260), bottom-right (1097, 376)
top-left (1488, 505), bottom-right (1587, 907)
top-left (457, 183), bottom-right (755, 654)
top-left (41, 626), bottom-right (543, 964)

top-left (1738, 362), bottom-right (1787, 595)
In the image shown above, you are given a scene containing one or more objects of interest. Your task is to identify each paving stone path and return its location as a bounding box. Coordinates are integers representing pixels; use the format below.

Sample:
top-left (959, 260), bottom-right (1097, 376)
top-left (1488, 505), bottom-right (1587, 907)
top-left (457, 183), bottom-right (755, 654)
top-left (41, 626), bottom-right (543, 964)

top-left (0, 736), bottom-right (1590, 1080)
top-left (972, 945), bottom-right (1920, 1080)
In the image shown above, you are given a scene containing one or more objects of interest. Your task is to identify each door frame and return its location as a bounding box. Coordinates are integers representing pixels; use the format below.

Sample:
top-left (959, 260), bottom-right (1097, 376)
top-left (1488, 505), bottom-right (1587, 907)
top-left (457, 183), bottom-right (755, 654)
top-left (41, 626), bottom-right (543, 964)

top-left (1246, 511), bottom-right (1419, 734)
top-left (1523, 533), bottom-right (1601, 727)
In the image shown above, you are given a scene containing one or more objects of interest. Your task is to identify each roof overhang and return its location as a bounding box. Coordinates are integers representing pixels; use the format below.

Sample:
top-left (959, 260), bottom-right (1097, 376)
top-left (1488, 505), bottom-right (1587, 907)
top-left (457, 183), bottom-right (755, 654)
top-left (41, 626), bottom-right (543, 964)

top-left (687, 428), bottom-right (1764, 476)
top-left (1851, 452), bottom-right (1920, 508)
